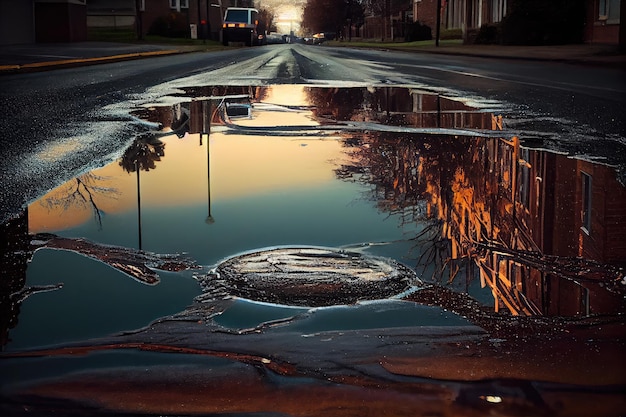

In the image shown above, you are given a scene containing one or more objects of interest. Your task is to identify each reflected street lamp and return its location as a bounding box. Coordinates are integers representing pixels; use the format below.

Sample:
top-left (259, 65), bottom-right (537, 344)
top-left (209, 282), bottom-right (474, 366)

top-left (135, 160), bottom-right (143, 250)
top-left (203, 100), bottom-right (215, 224)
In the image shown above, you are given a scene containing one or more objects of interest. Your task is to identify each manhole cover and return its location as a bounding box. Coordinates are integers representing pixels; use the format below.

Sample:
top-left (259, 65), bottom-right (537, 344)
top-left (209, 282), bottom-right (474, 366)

top-left (204, 247), bottom-right (420, 307)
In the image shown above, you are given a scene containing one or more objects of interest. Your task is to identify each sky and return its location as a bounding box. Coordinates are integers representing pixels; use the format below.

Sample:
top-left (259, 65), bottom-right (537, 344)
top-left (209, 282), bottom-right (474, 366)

top-left (258, 0), bottom-right (305, 34)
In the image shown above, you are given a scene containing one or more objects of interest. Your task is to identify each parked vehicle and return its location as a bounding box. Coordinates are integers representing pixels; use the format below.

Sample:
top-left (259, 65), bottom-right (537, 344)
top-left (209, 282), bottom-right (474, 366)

top-left (222, 7), bottom-right (266, 46)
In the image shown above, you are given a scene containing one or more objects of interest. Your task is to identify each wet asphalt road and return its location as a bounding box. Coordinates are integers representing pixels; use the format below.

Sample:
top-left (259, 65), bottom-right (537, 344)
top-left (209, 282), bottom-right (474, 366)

top-left (1, 43), bottom-right (625, 224)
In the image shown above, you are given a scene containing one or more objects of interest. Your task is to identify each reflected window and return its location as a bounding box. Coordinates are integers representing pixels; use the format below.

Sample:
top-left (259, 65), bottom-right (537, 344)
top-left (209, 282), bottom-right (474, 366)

top-left (518, 149), bottom-right (530, 208)
top-left (581, 172), bottom-right (592, 234)
top-left (599, 0), bottom-right (621, 23)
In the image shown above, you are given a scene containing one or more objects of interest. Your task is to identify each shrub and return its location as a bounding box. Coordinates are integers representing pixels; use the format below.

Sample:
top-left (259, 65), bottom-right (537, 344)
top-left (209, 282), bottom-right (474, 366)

top-left (474, 23), bottom-right (500, 44)
top-left (439, 28), bottom-right (462, 40)
top-left (148, 12), bottom-right (190, 38)
top-left (404, 21), bottom-right (432, 42)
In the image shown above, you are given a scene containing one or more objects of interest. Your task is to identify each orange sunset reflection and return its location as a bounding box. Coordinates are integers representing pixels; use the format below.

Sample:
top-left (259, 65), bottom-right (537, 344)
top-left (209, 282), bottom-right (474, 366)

top-left (28, 96), bottom-right (347, 233)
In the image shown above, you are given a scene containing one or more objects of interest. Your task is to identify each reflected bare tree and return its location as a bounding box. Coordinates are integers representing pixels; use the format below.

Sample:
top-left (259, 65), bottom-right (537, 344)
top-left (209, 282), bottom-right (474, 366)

top-left (40, 173), bottom-right (118, 230)
top-left (335, 131), bottom-right (462, 283)
top-left (336, 129), bottom-right (626, 316)
top-left (305, 87), bottom-right (364, 122)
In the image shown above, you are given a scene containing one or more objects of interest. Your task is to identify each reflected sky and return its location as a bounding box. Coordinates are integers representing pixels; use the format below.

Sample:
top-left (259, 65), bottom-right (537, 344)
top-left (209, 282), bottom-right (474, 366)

top-left (27, 131), bottom-right (405, 265)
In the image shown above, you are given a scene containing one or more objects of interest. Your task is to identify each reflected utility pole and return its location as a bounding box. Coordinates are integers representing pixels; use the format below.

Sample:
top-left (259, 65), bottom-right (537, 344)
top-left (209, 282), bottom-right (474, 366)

top-left (204, 100), bottom-right (215, 224)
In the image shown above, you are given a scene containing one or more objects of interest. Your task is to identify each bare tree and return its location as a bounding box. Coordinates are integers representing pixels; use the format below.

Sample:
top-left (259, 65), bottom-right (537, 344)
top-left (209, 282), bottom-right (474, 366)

top-left (40, 173), bottom-right (118, 230)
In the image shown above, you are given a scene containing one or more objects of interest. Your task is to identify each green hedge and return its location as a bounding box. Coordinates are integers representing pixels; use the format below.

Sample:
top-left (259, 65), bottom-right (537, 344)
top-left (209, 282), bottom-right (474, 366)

top-left (440, 28), bottom-right (462, 40)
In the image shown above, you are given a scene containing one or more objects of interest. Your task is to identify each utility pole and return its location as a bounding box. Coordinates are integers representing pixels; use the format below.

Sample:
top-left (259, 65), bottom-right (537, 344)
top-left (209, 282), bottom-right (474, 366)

top-left (135, 0), bottom-right (143, 40)
top-left (198, 0), bottom-right (203, 42)
top-left (435, 0), bottom-right (441, 47)
top-left (206, 0), bottom-right (211, 41)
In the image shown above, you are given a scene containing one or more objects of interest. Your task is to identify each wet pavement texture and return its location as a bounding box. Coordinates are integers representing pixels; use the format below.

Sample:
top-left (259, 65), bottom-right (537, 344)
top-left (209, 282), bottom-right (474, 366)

top-left (1, 85), bottom-right (625, 416)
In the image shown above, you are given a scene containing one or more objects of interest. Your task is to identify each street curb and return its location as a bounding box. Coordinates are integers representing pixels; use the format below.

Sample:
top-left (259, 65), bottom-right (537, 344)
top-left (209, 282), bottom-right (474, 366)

top-left (0, 49), bottom-right (183, 74)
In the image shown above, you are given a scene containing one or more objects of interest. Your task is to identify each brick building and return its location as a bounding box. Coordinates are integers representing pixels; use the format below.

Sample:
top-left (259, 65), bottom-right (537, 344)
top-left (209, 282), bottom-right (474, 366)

top-left (585, 0), bottom-right (623, 44)
top-left (412, 0), bottom-right (509, 40)
top-left (134, 0), bottom-right (225, 41)
top-left (412, 0), bottom-right (622, 45)
top-left (1, 0), bottom-right (88, 44)
top-left (87, 0), bottom-right (226, 41)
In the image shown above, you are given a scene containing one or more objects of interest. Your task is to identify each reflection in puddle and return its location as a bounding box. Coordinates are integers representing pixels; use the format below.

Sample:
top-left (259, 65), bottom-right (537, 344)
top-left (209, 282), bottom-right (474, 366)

top-left (1, 85), bottom-right (624, 354)
top-left (341, 132), bottom-right (626, 317)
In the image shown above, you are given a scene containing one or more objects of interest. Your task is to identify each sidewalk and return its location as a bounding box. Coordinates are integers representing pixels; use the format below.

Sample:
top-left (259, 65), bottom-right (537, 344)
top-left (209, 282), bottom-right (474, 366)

top-left (1, 41), bottom-right (624, 74)
top-left (0, 41), bottom-right (207, 73)
top-left (401, 42), bottom-right (626, 67)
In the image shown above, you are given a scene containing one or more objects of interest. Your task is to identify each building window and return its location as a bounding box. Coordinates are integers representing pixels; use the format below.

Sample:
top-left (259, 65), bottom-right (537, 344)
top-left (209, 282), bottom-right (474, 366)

top-left (581, 172), bottom-right (592, 234)
top-left (139, 0), bottom-right (145, 12)
top-left (170, 0), bottom-right (189, 11)
top-left (599, 0), bottom-right (621, 23)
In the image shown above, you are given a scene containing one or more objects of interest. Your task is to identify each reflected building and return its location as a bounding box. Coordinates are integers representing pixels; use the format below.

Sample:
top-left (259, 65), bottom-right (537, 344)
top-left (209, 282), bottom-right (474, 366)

top-left (306, 86), bottom-right (498, 130)
top-left (323, 87), bottom-right (625, 317)
top-left (475, 138), bottom-right (626, 316)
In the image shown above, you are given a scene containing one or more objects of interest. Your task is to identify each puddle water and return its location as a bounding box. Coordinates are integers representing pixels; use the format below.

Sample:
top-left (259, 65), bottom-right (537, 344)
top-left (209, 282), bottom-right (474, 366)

top-left (212, 298), bottom-right (470, 332)
top-left (2, 86), bottom-right (624, 356)
top-left (6, 249), bottom-right (200, 350)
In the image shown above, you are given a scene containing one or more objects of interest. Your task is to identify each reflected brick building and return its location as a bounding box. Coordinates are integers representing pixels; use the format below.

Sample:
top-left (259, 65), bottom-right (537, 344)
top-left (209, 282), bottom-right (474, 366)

top-left (426, 136), bottom-right (626, 316)
top-left (325, 86), bottom-right (625, 317)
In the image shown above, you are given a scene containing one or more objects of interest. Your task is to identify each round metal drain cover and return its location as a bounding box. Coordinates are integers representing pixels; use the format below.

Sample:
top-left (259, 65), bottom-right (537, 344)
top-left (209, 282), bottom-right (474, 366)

top-left (207, 247), bottom-right (419, 307)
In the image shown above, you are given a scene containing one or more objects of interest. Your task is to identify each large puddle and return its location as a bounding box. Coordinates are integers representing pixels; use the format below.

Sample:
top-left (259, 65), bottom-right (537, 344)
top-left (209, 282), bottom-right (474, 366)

top-left (1, 86), bottom-right (625, 394)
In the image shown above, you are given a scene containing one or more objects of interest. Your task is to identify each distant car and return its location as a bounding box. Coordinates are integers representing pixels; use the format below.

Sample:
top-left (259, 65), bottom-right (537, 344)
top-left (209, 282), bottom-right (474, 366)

top-left (222, 7), bottom-right (266, 46)
top-left (266, 32), bottom-right (286, 44)
top-left (312, 33), bottom-right (325, 44)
